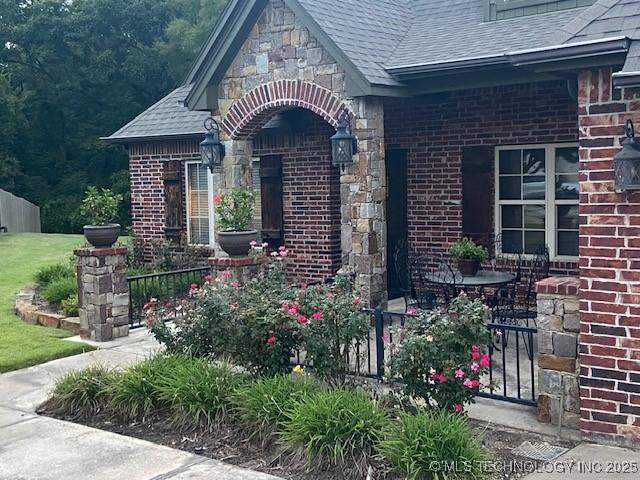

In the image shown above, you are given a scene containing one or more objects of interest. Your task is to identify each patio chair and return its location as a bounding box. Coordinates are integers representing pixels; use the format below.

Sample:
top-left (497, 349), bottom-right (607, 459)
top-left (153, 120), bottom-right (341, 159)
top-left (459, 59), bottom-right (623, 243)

top-left (411, 251), bottom-right (460, 310)
top-left (393, 239), bottom-right (421, 312)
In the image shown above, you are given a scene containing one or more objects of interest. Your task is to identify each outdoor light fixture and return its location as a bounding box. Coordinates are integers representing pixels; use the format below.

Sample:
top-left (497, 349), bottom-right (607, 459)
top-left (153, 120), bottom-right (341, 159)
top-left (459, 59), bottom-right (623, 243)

top-left (614, 119), bottom-right (640, 196)
top-left (200, 117), bottom-right (225, 173)
top-left (330, 114), bottom-right (358, 170)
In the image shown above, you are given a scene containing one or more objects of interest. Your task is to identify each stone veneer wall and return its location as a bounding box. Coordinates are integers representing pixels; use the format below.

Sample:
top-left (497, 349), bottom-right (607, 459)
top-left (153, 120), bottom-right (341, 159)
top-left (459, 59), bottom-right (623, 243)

top-left (577, 67), bottom-right (640, 447)
top-left (536, 277), bottom-right (581, 428)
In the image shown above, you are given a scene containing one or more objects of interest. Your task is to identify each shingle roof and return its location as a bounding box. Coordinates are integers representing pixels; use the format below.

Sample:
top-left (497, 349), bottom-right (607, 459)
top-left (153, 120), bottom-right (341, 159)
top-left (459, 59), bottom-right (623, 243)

top-left (104, 85), bottom-right (209, 143)
top-left (556, 0), bottom-right (640, 44)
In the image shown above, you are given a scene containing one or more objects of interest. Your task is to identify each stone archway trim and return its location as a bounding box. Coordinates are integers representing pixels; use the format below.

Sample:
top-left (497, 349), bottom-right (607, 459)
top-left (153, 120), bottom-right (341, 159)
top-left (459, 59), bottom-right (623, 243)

top-left (221, 80), bottom-right (349, 139)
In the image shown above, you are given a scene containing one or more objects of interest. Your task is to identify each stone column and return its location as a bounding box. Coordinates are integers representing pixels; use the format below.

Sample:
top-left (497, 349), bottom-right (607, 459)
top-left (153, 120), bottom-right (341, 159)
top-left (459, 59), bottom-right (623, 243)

top-left (208, 256), bottom-right (267, 285)
top-left (342, 97), bottom-right (387, 307)
top-left (74, 247), bottom-right (129, 341)
top-left (536, 276), bottom-right (580, 428)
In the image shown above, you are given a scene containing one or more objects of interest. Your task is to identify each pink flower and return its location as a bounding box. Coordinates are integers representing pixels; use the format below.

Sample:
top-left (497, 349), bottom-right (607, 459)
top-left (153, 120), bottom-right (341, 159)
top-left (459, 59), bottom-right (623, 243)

top-left (262, 242), bottom-right (269, 248)
top-left (231, 281), bottom-right (240, 288)
top-left (297, 315), bottom-right (308, 324)
top-left (312, 312), bottom-right (322, 320)
top-left (279, 249), bottom-right (288, 257)
top-left (221, 270), bottom-right (232, 279)
top-left (145, 318), bottom-right (154, 326)
top-left (213, 194), bottom-right (222, 204)
top-left (382, 335), bottom-right (390, 344)
top-left (463, 378), bottom-right (474, 388)
top-left (426, 335), bottom-right (434, 342)
top-left (190, 283), bottom-right (198, 290)
top-left (278, 245), bottom-right (287, 251)
top-left (453, 403), bottom-right (464, 413)
top-left (431, 372), bottom-right (446, 383)
top-left (282, 302), bottom-right (290, 311)
top-left (471, 350), bottom-right (481, 360)
top-left (470, 362), bottom-right (480, 372)
top-left (352, 297), bottom-right (361, 306)
top-left (203, 274), bottom-right (213, 283)
top-left (288, 308), bottom-right (298, 316)
top-left (267, 336), bottom-right (276, 345)
top-left (471, 379), bottom-right (480, 388)
top-left (250, 240), bottom-right (257, 247)
top-left (455, 368), bottom-right (465, 378)
top-left (407, 307), bottom-right (417, 315)
top-left (479, 353), bottom-right (490, 367)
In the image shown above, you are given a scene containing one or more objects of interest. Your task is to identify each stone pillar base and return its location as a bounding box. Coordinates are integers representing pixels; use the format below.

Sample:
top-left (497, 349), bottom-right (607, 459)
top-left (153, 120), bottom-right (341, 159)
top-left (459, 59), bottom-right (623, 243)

top-left (74, 246), bottom-right (129, 342)
top-left (536, 277), bottom-right (580, 429)
top-left (208, 256), bottom-right (267, 284)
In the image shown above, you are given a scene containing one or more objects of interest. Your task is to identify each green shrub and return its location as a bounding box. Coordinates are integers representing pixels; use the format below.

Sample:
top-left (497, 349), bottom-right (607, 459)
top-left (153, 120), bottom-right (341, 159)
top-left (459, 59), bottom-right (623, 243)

top-left (280, 388), bottom-right (388, 467)
top-left (48, 365), bottom-right (120, 415)
top-left (62, 295), bottom-right (79, 316)
top-left (378, 410), bottom-right (487, 480)
top-left (43, 276), bottom-right (77, 306)
top-left (232, 375), bottom-right (320, 432)
top-left (35, 263), bottom-right (74, 287)
top-left (449, 237), bottom-right (489, 261)
top-left (156, 358), bottom-right (247, 428)
top-left (108, 354), bottom-right (184, 419)
top-left (80, 186), bottom-right (122, 225)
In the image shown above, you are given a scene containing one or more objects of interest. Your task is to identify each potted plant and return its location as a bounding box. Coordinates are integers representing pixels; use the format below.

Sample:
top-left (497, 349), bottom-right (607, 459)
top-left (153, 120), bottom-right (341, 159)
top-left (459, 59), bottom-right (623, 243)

top-left (214, 190), bottom-right (258, 257)
top-left (80, 186), bottom-right (123, 248)
top-left (448, 238), bottom-right (488, 276)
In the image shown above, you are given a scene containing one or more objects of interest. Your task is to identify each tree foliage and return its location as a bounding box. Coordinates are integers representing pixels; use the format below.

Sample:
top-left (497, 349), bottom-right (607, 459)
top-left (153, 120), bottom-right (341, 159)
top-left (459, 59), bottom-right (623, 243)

top-left (0, 0), bottom-right (226, 232)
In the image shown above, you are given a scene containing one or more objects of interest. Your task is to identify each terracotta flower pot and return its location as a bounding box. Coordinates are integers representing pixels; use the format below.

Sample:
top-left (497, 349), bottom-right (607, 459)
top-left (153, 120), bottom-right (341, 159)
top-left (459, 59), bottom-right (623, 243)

top-left (217, 230), bottom-right (259, 257)
top-left (457, 258), bottom-right (480, 276)
top-left (83, 224), bottom-right (121, 248)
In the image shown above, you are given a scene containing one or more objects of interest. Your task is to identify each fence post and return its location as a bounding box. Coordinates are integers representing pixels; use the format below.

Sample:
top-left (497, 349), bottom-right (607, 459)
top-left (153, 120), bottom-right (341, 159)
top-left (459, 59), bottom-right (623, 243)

top-left (374, 306), bottom-right (385, 379)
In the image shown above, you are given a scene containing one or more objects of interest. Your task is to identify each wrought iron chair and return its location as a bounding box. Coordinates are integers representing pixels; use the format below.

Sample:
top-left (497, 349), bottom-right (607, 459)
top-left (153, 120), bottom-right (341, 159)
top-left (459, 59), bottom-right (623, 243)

top-left (411, 251), bottom-right (460, 310)
top-left (393, 239), bottom-right (419, 312)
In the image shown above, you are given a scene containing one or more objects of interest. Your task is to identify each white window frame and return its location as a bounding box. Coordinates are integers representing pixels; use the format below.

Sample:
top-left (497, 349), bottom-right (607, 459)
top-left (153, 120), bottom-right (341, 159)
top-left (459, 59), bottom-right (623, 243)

top-left (494, 143), bottom-right (579, 262)
top-left (184, 161), bottom-right (215, 246)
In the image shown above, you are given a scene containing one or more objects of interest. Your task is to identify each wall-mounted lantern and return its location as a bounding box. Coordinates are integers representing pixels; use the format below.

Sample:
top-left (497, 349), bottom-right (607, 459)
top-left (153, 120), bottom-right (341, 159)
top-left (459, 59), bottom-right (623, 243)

top-left (200, 117), bottom-right (225, 173)
top-left (330, 115), bottom-right (358, 170)
top-left (614, 119), bottom-right (640, 196)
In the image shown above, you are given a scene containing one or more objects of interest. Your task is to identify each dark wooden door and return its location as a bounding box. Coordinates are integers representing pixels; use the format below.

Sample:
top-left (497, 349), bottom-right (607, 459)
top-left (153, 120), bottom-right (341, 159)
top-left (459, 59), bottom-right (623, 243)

top-left (163, 160), bottom-right (183, 240)
top-left (260, 155), bottom-right (284, 248)
top-left (462, 146), bottom-right (493, 248)
top-left (386, 149), bottom-right (408, 299)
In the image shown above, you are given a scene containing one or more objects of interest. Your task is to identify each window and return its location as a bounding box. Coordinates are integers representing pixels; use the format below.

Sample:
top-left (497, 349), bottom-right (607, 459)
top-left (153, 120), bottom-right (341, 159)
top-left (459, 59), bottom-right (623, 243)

top-left (185, 162), bottom-right (214, 245)
top-left (495, 144), bottom-right (579, 259)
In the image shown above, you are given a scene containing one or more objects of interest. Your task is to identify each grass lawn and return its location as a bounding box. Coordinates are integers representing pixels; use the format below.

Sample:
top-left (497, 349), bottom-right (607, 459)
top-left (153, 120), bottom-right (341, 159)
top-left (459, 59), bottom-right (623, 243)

top-left (0, 233), bottom-right (95, 373)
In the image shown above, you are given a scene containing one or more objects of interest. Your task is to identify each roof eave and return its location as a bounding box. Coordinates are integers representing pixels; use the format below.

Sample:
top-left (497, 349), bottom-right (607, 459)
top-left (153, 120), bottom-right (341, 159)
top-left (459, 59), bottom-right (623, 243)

top-left (612, 71), bottom-right (640, 88)
top-left (508, 36), bottom-right (630, 66)
top-left (101, 133), bottom-right (205, 145)
top-left (386, 55), bottom-right (509, 77)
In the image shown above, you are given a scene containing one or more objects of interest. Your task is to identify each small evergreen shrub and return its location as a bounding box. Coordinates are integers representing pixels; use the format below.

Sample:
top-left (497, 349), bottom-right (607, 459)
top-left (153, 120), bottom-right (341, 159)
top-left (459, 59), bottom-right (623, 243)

top-left (232, 375), bottom-right (320, 432)
top-left (280, 388), bottom-right (388, 467)
top-left (43, 276), bottom-right (77, 306)
top-left (35, 263), bottom-right (74, 287)
top-left (48, 365), bottom-right (120, 415)
top-left (378, 410), bottom-right (487, 480)
top-left (62, 295), bottom-right (79, 316)
top-left (156, 358), bottom-right (247, 428)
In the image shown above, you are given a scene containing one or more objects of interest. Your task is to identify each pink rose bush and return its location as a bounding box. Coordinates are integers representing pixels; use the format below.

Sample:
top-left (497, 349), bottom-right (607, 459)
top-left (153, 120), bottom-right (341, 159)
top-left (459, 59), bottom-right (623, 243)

top-left (388, 294), bottom-right (492, 411)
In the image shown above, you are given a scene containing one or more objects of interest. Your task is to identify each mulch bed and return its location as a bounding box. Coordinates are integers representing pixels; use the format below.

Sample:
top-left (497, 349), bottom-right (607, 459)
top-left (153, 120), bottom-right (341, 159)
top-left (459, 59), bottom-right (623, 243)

top-left (41, 408), bottom-right (577, 480)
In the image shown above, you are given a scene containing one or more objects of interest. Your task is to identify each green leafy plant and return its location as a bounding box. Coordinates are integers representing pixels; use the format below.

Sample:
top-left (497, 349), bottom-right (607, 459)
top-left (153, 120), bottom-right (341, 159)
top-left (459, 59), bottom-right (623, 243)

top-left (80, 186), bottom-right (123, 226)
top-left (213, 190), bottom-right (255, 231)
top-left (46, 365), bottom-right (120, 415)
top-left (61, 294), bottom-right (79, 316)
top-left (378, 409), bottom-right (487, 480)
top-left (35, 262), bottom-right (74, 287)
top-left (232, 375), bottom-right (320, 433)
top-left (43, 276), bottom-right (77, 306)
top-left (156, 358), bottom-right (247, 428)
top-left (389, 294), bottom-right (492, 411)
top-left (448, 238), bottom-right (488, 261)
top-left (280, 388), bottom-right (389, 468)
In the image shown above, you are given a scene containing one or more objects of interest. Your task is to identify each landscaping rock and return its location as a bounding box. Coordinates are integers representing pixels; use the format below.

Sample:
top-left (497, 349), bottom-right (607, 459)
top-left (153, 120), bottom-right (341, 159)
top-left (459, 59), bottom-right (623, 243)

top-left (37, 312), bottom-right (64, 329)
top-left (60, 317), bottom-right (81, 335)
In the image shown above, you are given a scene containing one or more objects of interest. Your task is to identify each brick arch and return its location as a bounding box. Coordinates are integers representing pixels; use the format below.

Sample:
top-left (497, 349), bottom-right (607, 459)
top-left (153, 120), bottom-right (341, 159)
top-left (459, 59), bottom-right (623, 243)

top-left (221, 80), bottom-right (350, 139)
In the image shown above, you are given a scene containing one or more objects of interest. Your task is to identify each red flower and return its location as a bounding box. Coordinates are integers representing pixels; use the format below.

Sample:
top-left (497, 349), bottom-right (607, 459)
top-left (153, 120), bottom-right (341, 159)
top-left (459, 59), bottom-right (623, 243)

top-left (479, 353), bottom-right (490, 367)
top-left (312, 312), bottom-right (322, 320)
top-left (471, 350), bottom-right (481, 360)
top-left (453, 403), bottom-right (464, 413)
top-left (190, 283), bottom-right (198, 290)
top-left (352, 297), bottom-right (361, 306)
top-left (221, 270), bottom-right (232, 279)
top-left (213, 194), bottom-right (222, 204)
top-left (297, 315), bottom-right (308, 324)
top-left (431, 371), bottom-right (446, 383)
top-left (267, 336), bottom-right (276, 345)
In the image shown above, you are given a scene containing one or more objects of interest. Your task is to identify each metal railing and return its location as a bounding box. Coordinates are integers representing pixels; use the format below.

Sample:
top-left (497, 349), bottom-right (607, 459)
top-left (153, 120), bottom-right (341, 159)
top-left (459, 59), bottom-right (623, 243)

top-left (127, 266), bottom-right (210, 328)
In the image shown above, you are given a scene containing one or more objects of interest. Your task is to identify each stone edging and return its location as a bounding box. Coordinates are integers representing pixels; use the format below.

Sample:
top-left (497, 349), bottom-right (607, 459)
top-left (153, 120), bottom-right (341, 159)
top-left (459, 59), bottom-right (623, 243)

top-left (14, 286), bottom-right (80, 334)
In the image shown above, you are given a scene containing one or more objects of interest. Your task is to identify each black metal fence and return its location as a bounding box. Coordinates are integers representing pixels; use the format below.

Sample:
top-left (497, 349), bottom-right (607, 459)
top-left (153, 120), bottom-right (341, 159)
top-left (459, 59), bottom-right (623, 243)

top-left (127, 266), bottom-right (210, 328)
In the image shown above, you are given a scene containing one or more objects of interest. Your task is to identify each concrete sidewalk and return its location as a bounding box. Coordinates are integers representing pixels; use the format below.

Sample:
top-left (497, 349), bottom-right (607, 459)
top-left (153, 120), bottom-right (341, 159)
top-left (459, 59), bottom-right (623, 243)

top-left (0, 329), bottom-right (281, 480)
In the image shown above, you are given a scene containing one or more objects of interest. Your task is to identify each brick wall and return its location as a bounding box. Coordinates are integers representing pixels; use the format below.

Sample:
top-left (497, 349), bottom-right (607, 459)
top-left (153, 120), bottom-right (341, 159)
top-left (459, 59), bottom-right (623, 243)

top-left (384, 81), bottom-right (579, 275)
top-left (578, 67), bottom-right (640, 447)
top-left (254, 110), bottom-right (341, 283)
top-left (128, 140), bottom-right (201, 259)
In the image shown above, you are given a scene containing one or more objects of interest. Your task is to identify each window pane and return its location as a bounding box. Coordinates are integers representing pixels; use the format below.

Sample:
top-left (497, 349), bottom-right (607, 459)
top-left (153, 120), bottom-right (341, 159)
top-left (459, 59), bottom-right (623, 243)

top-left (189, 218), bottom-right (210, 245)
top-left (499, 150), bottom-right (522, 174)
top-left (502, 205), bottom-right (522, 229)
top-left (502, 230), bottom-right (522, 254)
top-left (499, 176), bottom-right (521, 200)
top-left (558, 231), bottom-right (579, 257)
top-left (523, 149), bottom-right (545, 175)
top-left (556, 174), bottom-right (579, 199)
top-left (556, 147), bottom-right (578, 174)
top-left (557, 205), bottom-right (579, 230)
top-left (524, 231), bottom-right (545, 254)
top-left (523, 175), bottom-right (545, 199)
top-left (524, 205), bottom-right (545, 229)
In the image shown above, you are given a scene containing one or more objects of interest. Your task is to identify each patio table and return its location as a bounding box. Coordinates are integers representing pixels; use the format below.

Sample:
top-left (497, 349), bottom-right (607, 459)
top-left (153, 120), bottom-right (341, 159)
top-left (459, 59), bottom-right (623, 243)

top-left (424, 269), bottom-right (516, 288)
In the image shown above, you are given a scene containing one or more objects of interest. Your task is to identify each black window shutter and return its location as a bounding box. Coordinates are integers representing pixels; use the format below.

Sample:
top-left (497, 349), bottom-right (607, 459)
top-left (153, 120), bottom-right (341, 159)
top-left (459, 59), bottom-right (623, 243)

top-left (259, 155), bottom-right (284, 248)
top-left (163, 160), bottom-right (183, 240)
top-left (462, 146), bottom-right (493, 247)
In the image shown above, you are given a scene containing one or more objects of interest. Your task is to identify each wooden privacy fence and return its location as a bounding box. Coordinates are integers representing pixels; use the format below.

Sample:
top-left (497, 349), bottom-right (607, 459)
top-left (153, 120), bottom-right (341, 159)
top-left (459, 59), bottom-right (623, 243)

top-left (0, 189), bottom-right (41, 233)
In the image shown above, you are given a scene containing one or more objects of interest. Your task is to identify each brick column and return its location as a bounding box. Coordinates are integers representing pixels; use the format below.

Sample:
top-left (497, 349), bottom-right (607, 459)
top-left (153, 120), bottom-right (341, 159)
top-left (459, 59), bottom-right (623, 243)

top-left (74, 247), bottom-right (129, 341)
top-left (578, 67), bottom-right (640, 447)
top-left (342, 97), bottom-right (387, 307)
top-left (536, 277), bottom-right (581, 429)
